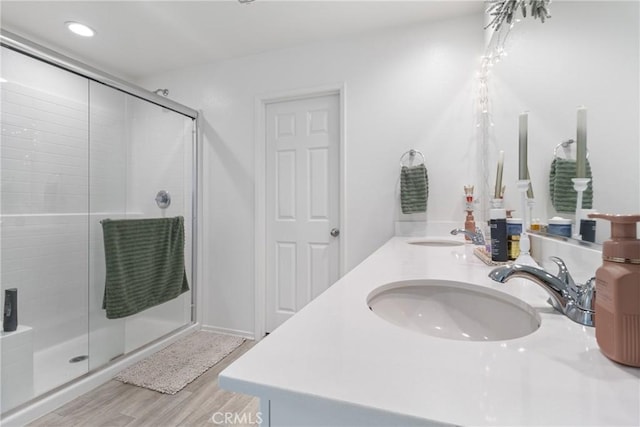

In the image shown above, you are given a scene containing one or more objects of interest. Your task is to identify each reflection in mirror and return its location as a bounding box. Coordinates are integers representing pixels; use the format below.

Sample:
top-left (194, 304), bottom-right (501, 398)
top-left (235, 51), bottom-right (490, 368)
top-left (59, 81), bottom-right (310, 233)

top-left (485, 1), bottom-right (639, 244)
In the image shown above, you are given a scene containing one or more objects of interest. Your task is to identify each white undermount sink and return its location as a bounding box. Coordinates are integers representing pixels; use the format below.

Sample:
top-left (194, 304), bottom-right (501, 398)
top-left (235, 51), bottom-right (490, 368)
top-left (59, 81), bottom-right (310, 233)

top-left (368, 280), bottom-right (540, 341)
top-left (407, 238), bottom-right (464, 247)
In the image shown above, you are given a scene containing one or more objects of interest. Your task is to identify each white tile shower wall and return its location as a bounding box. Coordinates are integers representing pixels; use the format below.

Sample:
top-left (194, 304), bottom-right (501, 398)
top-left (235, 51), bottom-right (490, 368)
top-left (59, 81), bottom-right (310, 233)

top-left (138, 13), bottom-right (484, 335)
top-left (1, 83), bottom-right (88, 214)
top-left (88, 82), bottom-right (127, 214)
top-left (128, 99), bottom-right (189, 219)
top-left (1, 48), bottom-right (90, 354)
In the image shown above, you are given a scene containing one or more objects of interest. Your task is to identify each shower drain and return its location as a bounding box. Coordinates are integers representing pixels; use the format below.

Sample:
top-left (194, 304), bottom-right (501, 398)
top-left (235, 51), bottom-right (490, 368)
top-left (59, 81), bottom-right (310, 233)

top-left (69, 355), bottom-right (89, 363)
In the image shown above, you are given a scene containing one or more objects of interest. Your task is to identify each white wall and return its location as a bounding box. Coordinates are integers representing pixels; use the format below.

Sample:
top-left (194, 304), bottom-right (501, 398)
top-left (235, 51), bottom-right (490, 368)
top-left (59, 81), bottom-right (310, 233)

top-left (487, 1), bottom-right (639, 242)
top-left (139, 14), bottom-right (484, 336)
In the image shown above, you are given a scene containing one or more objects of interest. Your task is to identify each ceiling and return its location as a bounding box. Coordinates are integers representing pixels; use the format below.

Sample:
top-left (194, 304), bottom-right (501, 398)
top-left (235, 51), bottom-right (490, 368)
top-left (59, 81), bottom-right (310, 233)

top-left (0, 1), bottom-right (484, 81)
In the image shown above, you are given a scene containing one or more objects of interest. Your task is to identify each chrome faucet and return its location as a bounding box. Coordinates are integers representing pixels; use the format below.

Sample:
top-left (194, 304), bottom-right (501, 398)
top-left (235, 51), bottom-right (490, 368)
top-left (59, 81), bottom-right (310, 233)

top-left (489, 256), bottom-right (595, 327)
top-left (450, 227), bottom-right (485, 245)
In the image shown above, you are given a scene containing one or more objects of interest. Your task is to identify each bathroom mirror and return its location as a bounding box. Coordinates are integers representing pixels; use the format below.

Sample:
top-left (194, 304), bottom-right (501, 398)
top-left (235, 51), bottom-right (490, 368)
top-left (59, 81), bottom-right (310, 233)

top-left (486, 1), bottom-right (639, 245)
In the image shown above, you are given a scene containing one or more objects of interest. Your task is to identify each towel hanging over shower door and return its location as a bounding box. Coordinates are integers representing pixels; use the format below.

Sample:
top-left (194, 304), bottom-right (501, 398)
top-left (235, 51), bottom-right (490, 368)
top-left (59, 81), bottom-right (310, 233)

top-left (101, 216), bottom-right (189, 319)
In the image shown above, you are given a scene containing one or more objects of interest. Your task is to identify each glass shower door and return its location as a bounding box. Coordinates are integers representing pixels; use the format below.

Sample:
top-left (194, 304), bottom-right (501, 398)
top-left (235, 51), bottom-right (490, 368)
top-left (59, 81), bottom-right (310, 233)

top-left (1, 47), bottom-right (90, 412)
top-left (87, 82), bottom-right (128, 369)
top-left (88, 82), bottom-right (194, 369)
top-left (1, 43), bottom-right (195, 416)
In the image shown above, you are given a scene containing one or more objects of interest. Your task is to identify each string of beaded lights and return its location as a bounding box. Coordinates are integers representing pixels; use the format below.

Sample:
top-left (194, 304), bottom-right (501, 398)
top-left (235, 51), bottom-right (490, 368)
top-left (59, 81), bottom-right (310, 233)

top-left (478, 0), bottom-right (552, 127)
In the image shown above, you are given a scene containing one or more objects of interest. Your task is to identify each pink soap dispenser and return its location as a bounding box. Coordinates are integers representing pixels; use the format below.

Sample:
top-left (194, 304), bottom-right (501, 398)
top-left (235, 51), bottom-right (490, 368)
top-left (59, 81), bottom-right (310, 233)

top-left (589, 213), bottom-right (640, 367)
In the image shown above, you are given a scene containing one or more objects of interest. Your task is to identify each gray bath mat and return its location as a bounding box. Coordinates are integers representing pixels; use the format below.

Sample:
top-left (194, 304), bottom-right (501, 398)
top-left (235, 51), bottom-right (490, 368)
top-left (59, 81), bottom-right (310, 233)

top-left (115, 331), bottom-right (245, 394)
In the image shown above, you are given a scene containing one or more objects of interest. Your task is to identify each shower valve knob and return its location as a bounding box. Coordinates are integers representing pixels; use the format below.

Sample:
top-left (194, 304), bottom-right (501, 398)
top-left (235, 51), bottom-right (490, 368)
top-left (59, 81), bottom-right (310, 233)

top-left (155, 190), bottom-right (171, 209)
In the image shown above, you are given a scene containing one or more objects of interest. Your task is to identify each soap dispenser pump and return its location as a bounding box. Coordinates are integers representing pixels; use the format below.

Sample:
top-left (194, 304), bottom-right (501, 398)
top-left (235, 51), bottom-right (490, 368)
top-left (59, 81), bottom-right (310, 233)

top-left (588, 213), bottom-right (640, 367)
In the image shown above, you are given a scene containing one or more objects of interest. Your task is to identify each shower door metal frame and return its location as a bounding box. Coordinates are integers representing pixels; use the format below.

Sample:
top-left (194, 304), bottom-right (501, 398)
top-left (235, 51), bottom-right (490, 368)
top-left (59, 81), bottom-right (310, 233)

top-left (0, 30), bottom-right (197, 119)
top-left (0, 29), bottom-right (200, 363)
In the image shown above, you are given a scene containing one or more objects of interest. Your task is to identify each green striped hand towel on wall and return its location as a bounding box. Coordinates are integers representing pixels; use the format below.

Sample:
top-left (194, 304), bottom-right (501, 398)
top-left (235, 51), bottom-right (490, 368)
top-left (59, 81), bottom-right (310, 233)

top-left (101, 216), bottom-right (189, 319)
top-left (401, 164), bottom-right (429, 214)
top-left (549, 158), bottom-right (593, 213)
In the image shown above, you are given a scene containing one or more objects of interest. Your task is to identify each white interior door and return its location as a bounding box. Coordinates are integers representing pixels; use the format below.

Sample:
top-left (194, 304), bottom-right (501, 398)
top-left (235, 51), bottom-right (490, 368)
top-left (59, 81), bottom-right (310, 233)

top-left (265, 94), bottom-right (340, 333)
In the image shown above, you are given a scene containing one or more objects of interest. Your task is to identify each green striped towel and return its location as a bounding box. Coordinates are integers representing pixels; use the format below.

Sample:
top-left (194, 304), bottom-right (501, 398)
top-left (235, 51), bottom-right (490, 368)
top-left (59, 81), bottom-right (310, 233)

top-left (401, 164), bottom-right (429, 214)
top-left (101, 216), bottom-right (189, 319)
top-left (549, 158), bottom-right (593, 213)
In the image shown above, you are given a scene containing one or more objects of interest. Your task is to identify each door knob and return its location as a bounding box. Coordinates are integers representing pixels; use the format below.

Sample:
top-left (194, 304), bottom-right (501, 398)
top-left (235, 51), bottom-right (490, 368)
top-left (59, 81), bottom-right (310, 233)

top-left (330, 228), bottom-right (340, 237)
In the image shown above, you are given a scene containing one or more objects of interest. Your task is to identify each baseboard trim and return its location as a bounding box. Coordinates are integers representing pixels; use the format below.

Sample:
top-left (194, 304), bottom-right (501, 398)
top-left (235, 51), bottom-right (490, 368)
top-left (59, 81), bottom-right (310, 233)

top-left (201, 325), bottom-right (255, 340)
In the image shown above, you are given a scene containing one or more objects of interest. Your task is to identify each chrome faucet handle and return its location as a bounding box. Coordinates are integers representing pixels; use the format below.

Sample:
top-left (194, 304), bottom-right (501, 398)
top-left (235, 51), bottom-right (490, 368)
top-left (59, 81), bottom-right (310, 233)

top-left (545, 257), bottom-right (596, 326)
top-left (565, 276), bottom-right (596, 327)
top-left (575, 277), bottom-right (596, 312)
top-left (549, 256), bottom-right (577, 298)
top-left (488, 259), bottom-right (596, 327)
top-left (474, 227), bottom-right (485, 245)
top-left (449, 228), bottom-right (485, 245)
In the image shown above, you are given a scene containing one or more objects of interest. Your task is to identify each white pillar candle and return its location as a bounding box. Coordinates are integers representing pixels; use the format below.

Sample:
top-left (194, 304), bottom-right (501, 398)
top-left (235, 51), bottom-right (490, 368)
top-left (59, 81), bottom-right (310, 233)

top-left (576, 107), bottom-right (587, 179)
top-left (518, 112), bottom-right (528, 180)
top-left (494, 150), bottom-right (504, 198)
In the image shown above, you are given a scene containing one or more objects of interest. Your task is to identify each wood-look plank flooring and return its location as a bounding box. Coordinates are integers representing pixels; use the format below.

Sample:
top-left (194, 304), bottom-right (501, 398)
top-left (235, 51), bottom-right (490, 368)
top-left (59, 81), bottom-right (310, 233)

top-left (28, 340), bottom-right (259, 427)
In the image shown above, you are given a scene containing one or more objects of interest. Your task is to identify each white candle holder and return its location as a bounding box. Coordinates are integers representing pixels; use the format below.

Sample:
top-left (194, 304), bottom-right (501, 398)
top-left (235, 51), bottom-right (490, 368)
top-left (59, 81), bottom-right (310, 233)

top-left (527, 197), bottom-right (535, 232)
top-left (516, 180), bottom-right (530, 229)
top-left (515, 179), bottom-right (539, 267)
top-left (490, 198), bottom-right (504, 209)
top-left (572, 177), bottom-right (591, 239)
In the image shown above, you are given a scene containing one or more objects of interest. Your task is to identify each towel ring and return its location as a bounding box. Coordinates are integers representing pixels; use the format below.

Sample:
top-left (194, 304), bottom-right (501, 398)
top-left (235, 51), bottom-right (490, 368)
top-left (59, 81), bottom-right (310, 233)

top-left (554, 139), bottom-right (590, 159)
top-left (400, 149), bottom-right (425, 167)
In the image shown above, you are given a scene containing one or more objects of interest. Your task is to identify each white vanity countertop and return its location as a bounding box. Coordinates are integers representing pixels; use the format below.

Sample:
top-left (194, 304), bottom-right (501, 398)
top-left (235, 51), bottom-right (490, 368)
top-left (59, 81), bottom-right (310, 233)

top-left (220, 237), bottom-right (640, 426)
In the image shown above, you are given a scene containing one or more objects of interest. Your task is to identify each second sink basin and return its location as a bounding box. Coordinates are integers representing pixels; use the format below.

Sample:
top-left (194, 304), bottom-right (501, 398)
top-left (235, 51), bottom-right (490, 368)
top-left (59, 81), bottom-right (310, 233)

top-left (368, 280), bottom-right (540, 341)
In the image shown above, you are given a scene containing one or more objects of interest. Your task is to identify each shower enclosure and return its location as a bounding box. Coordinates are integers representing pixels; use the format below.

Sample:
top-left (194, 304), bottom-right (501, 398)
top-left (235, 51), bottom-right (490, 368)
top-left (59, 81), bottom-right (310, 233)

top-left (0, 32), bottom-right (198, 415)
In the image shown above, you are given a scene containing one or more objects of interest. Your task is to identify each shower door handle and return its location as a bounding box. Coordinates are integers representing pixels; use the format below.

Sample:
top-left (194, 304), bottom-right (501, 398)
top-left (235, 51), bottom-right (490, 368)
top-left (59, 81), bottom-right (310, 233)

top-left (330, 228), bottom-right (340, 237)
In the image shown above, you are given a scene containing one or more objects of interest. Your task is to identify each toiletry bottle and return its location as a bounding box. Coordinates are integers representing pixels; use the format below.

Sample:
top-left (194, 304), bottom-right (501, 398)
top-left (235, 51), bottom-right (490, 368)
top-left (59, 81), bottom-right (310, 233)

top-left (530, 218), bottom-right (541, 231)
top-left (580, 209), bottom-right (597, 243)
top-left (464, 211), bottom-right (475, 241)
top-left (507, 218), bottom-right (523, 261)
top-left (490, 208), bottom-right (508, 262)
top-left (3, 288), bottom-right (18, 332)
top-left (548, 217), bottom-right (572, 238)
top-left (588, 213), bottom-right (640, 367)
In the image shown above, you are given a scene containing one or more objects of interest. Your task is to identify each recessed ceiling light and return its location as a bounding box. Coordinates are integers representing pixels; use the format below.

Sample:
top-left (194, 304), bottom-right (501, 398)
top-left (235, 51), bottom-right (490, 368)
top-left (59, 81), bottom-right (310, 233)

top-left (66, 21), bottom-right (95, 37)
